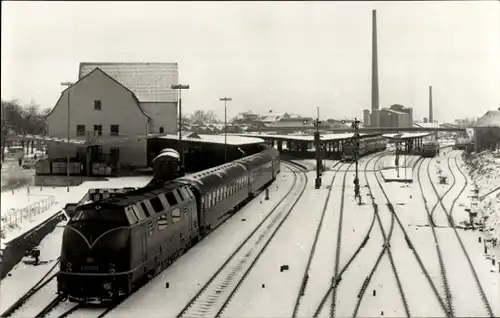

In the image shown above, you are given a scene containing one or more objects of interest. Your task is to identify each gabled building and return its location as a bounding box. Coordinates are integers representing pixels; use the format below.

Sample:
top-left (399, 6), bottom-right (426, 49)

top-left (474, 108), bottom-right (500, 152)
top-left (46, 62), bottom-right (179, 168)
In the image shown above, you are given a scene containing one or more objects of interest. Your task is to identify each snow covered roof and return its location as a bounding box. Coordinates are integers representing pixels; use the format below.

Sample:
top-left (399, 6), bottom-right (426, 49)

top-left (79, 62), bottom-right (178, 103)
top-left (475, 110), bottom-right (500, 128)
top-left (230, 132), bottom-right (375, 142)
top-left (414, 122), bottom-right (441, 128)
top-left (383, 132), bottom-right (433, 139)
top-left (154, 133), bottom-right (264, 146)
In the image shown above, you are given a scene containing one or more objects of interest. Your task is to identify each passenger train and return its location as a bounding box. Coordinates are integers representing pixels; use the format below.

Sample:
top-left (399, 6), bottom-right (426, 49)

top-left (342, 136), bottom-right (387, 161)
top-left (422, 141), bottom-right (440, 157)
top-left (57, 146), bottom-right (280, 303)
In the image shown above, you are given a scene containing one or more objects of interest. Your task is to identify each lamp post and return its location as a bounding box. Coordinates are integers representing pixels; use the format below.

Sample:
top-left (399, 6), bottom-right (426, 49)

top-left (171, 84), bottom-right (190, 174)
top-left (352, 118), bottom-right (361, 204)
top-left (220, 97), bottom-right (232, 163)
top-left (61, 81), bottom-right (74, 192)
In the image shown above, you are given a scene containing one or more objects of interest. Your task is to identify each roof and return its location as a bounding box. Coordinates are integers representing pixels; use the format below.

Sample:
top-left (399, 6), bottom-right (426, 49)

top-left (414, 122), bottom-right (440, 128)
top-left (382, 132), bottom-right (433, 139)
top-left (474, 110), bottom-right (500, 128)
top-left (152, 133), bottom-right (265, 146)
top-left (46, 68), bottom-right (150, 119)
top-left (230, 132), bottom-right (378, 142)
top-left (79, 62), bottom-right (178, 103)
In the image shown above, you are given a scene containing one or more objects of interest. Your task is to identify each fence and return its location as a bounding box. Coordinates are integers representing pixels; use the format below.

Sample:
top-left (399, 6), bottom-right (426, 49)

top-left (0, 195), bottom-right (56, 237)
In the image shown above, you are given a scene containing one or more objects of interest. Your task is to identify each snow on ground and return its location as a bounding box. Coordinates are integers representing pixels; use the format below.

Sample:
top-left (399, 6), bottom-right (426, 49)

top-left (379, 168), bottom-right (413, 182)
top-left (352, 171), bottom-right (406, 318)
top-left (0, 224), bottom-right (64, 313)
top-left (1, 176), bottom-right (152, 246)
top-left (332, 167), bottom-right (386, 317)
top-left (108, 167), bottom-right (297, 318)
top-left (221, 171), bottom-right (333, 318)
top-left (463, 150), bottom-right (500, 260)
top-left (459, 229), bottom-right (500, 315)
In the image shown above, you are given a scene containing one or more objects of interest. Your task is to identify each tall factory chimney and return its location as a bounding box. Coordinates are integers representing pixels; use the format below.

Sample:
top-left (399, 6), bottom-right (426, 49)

top-left (371, 10), bottom-right (379, 113)
top-left (429, 86), bottom-right (434, 123)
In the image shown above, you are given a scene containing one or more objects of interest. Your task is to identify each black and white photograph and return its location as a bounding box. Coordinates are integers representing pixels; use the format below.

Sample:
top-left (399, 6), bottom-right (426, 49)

top-left (1, 1), bottom-right (499, 317)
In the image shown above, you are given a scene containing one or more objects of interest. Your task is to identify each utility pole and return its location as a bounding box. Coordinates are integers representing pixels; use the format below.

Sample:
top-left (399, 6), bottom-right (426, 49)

top-left (171, 84), bottom-right (190, 175)
top-left (314, 117), bottom-right (322, 189)
top-left (395, 135), bottom-right (400, 178)
top-left (352, 118), bottom-right (361, 204)
top-left (61, 82), bottom-right (74, 192)
top-left (220, 97), bottom-right (232, 163)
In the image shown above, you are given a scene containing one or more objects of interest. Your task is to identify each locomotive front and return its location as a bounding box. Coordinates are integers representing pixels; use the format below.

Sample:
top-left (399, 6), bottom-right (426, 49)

top-left (57, 203), bottom-right (132, 303)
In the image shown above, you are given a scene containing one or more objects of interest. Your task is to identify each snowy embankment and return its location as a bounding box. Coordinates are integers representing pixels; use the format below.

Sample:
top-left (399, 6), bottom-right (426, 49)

top-left (462, 150), bottom-right (500, 255)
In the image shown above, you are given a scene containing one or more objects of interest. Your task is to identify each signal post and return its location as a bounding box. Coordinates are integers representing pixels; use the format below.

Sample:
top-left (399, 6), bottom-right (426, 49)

top-left (352, 118), bottom-right (361, 204)
top-left (314, 118), bottom-right (322, 189)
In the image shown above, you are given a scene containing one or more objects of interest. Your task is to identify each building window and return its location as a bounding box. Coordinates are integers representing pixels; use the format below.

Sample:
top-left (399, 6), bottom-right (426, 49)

top-left (93, 125), bottom-right (102, 136)
top-left (110, 125), bottom-right (119, 136)
top-left (159, 127), bottom-right (164, 134)
top-left (94, 100), bottom-right (102, 110)
top-left (76, 125), bottom-right (85, 136)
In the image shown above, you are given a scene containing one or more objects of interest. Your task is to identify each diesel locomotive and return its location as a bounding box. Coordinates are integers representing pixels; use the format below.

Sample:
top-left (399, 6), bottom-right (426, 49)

top-left (57, 146), bottom-right (280, 303)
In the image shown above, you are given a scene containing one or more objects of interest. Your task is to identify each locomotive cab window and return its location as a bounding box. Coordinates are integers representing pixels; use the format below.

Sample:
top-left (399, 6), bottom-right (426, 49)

top-left (71, 205), bottom-right (128, 225)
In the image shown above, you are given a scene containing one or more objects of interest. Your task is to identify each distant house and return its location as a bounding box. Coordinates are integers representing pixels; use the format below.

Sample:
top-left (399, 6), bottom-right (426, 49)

top-left (46, 62), bottom-right (178, 168)
top-left (474, 108), bottom-right (500, 152)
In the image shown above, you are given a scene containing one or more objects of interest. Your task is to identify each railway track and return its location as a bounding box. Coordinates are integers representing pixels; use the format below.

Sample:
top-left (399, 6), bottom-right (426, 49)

top-left (427, 153), bottom-right (457, 227)
top-left (352, 154), bottom-right (408, 318)
top-left (1, 258), bottom-right (60, 317)
top-left (310, 152), bottom-right (391, 317)
top-left (176, 162), bottom-right (308, 318)
top-left (352, 154), bottom-right (449, 317)
top-left (39, 300), bottom-right (118, 318)
top-left (425, 152), bottom-right (495, 318)
top-left (290, 160), bottom-right (351, 318)
top-left (416, 157), bottom-right (455, 316)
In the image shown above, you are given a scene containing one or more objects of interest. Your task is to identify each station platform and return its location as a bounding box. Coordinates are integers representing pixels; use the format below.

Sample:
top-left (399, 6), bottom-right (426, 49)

top-left (380, 167), bottom-right (413, 183)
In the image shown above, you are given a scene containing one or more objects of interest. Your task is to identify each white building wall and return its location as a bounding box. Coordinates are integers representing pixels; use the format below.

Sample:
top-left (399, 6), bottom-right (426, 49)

top-left (46, 69), bottom-right (149, 167)
top-left (140, 102), bottom-right (178, 134)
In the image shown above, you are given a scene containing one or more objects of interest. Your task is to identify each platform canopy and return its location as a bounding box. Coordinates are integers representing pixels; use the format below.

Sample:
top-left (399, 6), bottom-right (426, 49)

top-left (152, 133), bottom-right (265, 146)
top-left (382, 132), bottom-right (434, 140)
top-left (229, 132), bottom-right (380, 142)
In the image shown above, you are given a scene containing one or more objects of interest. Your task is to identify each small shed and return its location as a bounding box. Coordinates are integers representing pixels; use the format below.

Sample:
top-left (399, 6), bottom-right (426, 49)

top-left (474, 108), bottom-right (500, 152)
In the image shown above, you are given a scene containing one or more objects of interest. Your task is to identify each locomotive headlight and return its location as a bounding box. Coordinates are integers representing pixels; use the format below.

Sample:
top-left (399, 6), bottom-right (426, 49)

top-left (109, 263), bottom-right (115, 268)
top-left (109, 268), bottom-right (115, 274)
top-left (67, 262), bottom-right (72, 268)
top-left (103, 283), bottom-right (112, 290)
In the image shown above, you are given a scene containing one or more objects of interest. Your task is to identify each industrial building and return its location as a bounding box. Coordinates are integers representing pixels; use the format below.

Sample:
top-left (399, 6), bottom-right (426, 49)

top-left (474, 108), bottom-right (500, 152)
top-left (46, 62), bottom-right (179, 169)
top-left (364, 104), bottom-right (413, 129)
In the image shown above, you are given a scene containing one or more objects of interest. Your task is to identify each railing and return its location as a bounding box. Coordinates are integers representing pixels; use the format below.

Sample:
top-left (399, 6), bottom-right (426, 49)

top-left (0, 196), bottom-right (56, 238)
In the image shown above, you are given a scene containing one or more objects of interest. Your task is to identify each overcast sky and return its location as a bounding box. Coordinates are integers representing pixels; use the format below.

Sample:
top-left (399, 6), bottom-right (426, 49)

top-left (2, 1), bottom-right (499, 122)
